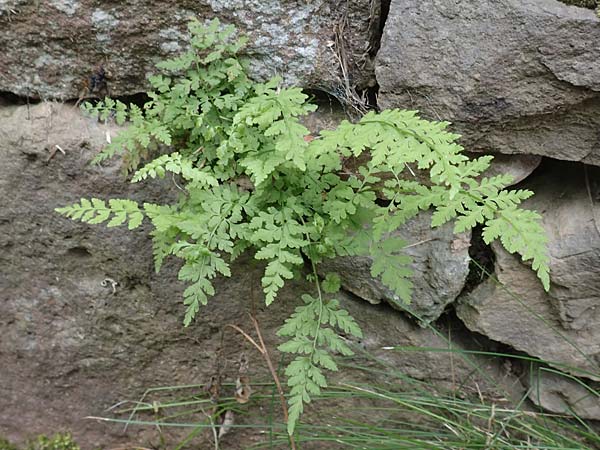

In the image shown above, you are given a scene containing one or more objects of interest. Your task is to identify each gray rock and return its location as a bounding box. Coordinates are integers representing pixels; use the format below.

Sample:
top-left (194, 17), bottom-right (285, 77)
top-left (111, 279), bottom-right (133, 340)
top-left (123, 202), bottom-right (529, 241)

top-left (0, 103), bottom-right (515, 447)
top-left (476, 153), bottom-right (541, 186)
top-left (376, 0), bottom-right (600, 166)
top-left (0, 1), bottom-right (377, 100)
top-left (321, 212), bottom-right (471, 325)
top-left (457, 161), bottom-right (600, 380)
top-left (527, 367), bottom-right (600, 420)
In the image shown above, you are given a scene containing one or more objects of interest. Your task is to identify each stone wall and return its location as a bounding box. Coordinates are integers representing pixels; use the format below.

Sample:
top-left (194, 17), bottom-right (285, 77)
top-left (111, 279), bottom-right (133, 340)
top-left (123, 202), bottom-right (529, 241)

top-left (1, 0), bottom-right (599, 447)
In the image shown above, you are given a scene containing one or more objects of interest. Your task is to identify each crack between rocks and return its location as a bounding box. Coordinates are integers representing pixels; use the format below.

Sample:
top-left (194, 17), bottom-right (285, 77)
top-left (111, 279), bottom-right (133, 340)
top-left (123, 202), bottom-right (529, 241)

top-left (0, 89), bottom-right (151, 110)
top-left (330, 0), bottom-right (390, 115)
top-left (365, 0), bottom-right (391, 111)
top-left (368, 0), bottom-right (391, 59)
top-left (81, 92), bottom-right (150, 110)
top-left (0, 90), bottom-right (42, 107)
top-left (458, 226), bottom-right (496, 297)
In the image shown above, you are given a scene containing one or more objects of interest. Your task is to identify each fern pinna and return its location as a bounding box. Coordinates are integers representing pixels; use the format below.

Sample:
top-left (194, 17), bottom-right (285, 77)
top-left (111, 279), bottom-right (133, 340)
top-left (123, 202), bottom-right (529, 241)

top-left (57, 18), bottom-right (550, 435)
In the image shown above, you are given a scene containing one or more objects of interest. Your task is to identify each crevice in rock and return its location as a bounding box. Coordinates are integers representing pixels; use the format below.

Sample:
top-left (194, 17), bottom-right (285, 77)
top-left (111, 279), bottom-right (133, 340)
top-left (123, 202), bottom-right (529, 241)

top-left (305, 89), bottom-right (346, 111)
top-left (363, 0), bottom-right (391, 111)
top-left (357, 84), bottom-right (380, 111)
top-left (462, 226), bottom-right (496, 295)
top-left (301, 88), bottom-right (349, 133)
top-left (329, 0), bottom-right (390, 115)
top-left (66, 246), bottom-right (92, 259)
top-left (72, 92), bottom-right (150, 110)
top-left (368, 0), bottom-right (391, 58)
top-left (0, 91), bottom-right (42, 107)
top-left (441, 309), bottom-right (540, 383)
top-left (0, 89), bottom-right (152, 111)
top-left (556, 0), bottom-right (597, 9)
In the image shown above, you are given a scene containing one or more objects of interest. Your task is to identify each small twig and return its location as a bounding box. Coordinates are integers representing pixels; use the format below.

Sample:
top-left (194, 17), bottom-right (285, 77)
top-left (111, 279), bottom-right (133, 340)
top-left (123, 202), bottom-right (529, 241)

top-left (105, 400), bottom-right (131, 411)
top-left (404, 238), bottom-right (436, 249)
top-left (227, 324), bottom-right (262, 354)
top-left (171, 172), bottom-right (187, 193)
top-left (227, 314), bottom-right (297, 450)
top-left (46, 144), bottom-right (66, 162)
top-left (475, 382), bottom-right (484, 404)
top-left (249, 314), bottom-right (291, 427)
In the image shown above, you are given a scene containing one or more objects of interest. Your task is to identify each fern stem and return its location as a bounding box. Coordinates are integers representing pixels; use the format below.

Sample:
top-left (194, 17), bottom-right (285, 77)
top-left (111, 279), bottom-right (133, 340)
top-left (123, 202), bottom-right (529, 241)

top-left (310, 259), bottom-right (325, 354)
top-left (298, 215), bottom-right (326, 355)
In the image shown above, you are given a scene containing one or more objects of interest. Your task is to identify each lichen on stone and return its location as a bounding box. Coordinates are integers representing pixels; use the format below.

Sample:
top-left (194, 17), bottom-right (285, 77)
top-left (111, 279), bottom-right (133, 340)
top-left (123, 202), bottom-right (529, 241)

top-left (0, 434), bottom-right (80, 450)
top-left (49, 0), bottom-right (80, 16)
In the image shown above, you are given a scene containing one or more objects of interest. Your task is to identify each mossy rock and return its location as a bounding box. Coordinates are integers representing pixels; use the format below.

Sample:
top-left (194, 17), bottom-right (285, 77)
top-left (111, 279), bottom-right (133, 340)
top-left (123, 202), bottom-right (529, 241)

top-left (0, 438), bottom-right (20, 450)
top-left (0, 435), bottom-right (80, 450)
top-left (559, 0), bottom-right (597, 8)
top-left (28, 434), bottom-right (80, 450)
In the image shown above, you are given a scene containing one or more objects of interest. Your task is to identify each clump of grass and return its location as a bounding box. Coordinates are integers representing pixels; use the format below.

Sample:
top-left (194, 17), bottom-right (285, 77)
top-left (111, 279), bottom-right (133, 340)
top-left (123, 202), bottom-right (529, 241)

top-left (259, 356), bottom-right (600, 449)
top-left (93, 346), bottom-right (599, 449)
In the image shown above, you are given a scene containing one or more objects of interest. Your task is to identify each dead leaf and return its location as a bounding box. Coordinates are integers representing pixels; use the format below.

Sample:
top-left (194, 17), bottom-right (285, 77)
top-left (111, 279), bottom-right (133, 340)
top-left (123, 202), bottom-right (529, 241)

top-left (235, 375), bottom-right (252, 404)
top-left (218, 409), bottom-right (235, 439)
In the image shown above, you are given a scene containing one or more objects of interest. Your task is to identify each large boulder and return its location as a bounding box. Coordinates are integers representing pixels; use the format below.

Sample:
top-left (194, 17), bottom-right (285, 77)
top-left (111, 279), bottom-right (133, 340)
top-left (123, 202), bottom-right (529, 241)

top-left (376, 0), bottom-right (600, 166)
top-left (457, 161), bottom-right (600, 380)
top-left (0, 0), bottom-right (378, 100)
top-left (0, 102), bottom-right (515, 448)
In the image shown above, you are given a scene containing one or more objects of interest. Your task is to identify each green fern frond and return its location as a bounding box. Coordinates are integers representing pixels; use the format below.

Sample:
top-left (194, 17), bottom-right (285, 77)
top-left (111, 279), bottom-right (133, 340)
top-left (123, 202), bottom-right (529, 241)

top-left (278, 293), bottom-right (362, 435)
top-left (132, 152), bottom-right (219, 187)
top-left (369, 236), bottom-right (414, 303)
top-left (483, 207), bottom-right (550, 290)
top-left (55, 198), bottom-right (144, 230)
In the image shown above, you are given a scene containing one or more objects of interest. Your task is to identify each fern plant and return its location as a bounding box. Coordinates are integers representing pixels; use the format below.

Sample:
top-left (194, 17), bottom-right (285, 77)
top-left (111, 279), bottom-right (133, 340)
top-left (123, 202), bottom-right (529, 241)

top-left (57, 18), bottom-right (550, 435)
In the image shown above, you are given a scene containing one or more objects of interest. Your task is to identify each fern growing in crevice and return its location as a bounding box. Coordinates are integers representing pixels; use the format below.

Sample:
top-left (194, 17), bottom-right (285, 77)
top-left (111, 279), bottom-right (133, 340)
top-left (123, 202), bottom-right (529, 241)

top-left (56, 18), bottom-right (550, 435)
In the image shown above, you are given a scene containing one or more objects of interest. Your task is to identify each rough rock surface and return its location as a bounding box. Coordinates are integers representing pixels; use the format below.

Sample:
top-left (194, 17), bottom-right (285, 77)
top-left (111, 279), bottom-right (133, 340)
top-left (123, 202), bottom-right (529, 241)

top-left (526, 367), bottom-right (600, 420)
top-left (476, 154), bottom-right (542, 186)
top-left (457, 161), bottom-right (600, 380)
top-left (0, 0), bottom-right (378, 100)
top-left (376, 0), bottom-right (600, 166)
top-left (0, 103), bottom-right (516, 448)
top-left (321, 214), bottom-right (471, 325)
